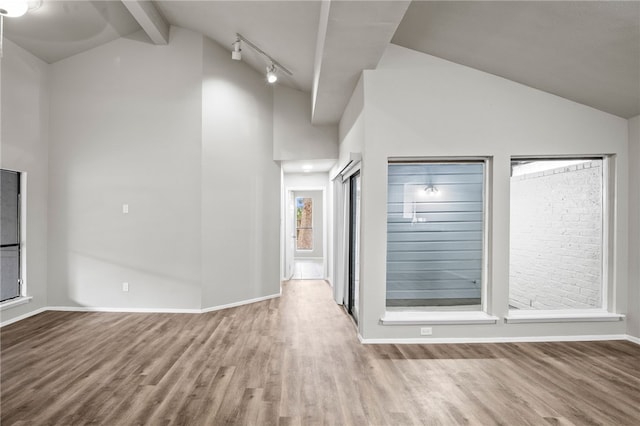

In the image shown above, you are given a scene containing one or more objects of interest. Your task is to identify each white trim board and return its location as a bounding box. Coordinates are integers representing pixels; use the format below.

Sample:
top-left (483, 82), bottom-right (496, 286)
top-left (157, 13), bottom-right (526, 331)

top-left (504, 312), bottom-right (624, 323)
top-left (380, 311), bottom-right (499, 325)
top-left (627, 335), bottom-right (640, 345)
top-left (0, 296), bottom-right (33, 311)
top-left (201, 293), bottom-right (281, 313)
top-left (47, 306), bottom-right (202, 314)
top-left (0, 307), bottom-right (48, 328)
top-left (0, 293), bottom-right (281, 328)
top-left (358, 334), bottom-right (634, 345)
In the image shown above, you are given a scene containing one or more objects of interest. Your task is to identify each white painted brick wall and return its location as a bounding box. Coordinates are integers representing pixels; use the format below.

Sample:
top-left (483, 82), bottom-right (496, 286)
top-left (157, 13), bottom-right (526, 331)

top-left (509, 161), bottom-right (603, 309)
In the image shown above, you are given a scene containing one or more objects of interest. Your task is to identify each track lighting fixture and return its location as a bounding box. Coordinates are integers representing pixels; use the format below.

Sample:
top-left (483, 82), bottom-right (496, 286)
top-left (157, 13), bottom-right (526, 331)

top-left (231, 38), bottom-right (242, 61)
top-left (230, 33), bottom-right (292, 84)
top-left (266, 64), bottom-right (278, 84)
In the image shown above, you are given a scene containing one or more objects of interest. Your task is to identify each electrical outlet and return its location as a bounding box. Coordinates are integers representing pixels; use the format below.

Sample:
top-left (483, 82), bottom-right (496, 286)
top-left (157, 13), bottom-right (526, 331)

top-left (420, 327), bottom-right (432, 336)
top-left (122, 204), bottom-right (129, 214)
top-left (122, 282), bottom-right (129, 292)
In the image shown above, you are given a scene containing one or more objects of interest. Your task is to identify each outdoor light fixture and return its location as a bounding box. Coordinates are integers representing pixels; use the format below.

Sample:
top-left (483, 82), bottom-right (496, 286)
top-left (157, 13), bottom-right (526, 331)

top-left (231, 33), bottom-right (292, 84)
top-left (424, 184), bottom-right (439, 195)
top-left (266, 63), bottom-right (278, 83)
top-left (231, 38), bottom-right (242, 61)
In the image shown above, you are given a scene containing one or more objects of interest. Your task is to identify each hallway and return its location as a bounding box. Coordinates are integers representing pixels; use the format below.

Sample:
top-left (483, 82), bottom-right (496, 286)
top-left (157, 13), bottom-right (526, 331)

top-left (291, 259), bottom-right (324, 280)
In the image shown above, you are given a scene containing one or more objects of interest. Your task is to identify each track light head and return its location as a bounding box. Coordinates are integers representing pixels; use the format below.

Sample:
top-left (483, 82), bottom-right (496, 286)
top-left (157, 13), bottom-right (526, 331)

top-left (231, 39), bottom-right (242, 61)
top-left (266, 64), bottom-right (278, 84)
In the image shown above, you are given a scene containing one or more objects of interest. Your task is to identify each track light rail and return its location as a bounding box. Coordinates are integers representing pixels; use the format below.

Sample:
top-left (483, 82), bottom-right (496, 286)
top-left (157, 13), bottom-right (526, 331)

top-left (235, 33), bottom-right (293, 76)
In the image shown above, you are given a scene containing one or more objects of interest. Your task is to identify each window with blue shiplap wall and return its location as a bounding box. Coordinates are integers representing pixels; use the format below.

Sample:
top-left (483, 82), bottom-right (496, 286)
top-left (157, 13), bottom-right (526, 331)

top-left (386, 162), bottom-right (485, 308)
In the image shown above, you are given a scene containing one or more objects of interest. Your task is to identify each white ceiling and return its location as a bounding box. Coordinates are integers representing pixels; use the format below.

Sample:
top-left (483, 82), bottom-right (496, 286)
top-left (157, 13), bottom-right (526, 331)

top-left (3, 0), bottom-right (639, 121)
top-left (281, 159), bottom-right (336, 174)
top-left (156, 0), bottom-right (321, 92)
top-left (393, 1), bottom-right (640, 119)
top-left (3, 0), bottom-right (140, 63)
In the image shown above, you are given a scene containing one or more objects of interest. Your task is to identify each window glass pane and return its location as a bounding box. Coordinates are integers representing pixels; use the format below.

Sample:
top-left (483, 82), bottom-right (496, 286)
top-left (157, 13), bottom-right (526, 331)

top-left (1, 248), bottom-right (20, 301)
top-left (296, 197), bottom-right (313, 250)
top-left (1, 169), bottom-right (21, 302)
top-left (1, 170), bottom-right (19, 245)
top-left (386, 162), bottom-right (485, 309)
top-left (509, 158), bottom-right (603, 310)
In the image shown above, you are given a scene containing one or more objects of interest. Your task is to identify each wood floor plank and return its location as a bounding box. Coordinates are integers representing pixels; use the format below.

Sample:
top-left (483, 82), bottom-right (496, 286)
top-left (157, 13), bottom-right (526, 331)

top-left (2, 280), bottom-right (639, 425)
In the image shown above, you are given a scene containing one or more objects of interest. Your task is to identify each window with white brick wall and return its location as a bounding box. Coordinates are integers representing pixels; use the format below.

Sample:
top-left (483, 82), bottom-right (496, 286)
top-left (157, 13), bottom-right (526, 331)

top-left (509, 159), bottom-right (603, 310)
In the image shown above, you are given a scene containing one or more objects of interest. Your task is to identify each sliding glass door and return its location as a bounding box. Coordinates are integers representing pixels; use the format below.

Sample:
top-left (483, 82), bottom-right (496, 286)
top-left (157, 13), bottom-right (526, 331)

top-left (347, 172), bottom-right (361, 323)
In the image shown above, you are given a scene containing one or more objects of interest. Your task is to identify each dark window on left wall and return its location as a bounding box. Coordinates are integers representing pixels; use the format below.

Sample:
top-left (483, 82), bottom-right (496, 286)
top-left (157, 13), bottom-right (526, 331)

top-left (1, 169), bottom-right (21, 302)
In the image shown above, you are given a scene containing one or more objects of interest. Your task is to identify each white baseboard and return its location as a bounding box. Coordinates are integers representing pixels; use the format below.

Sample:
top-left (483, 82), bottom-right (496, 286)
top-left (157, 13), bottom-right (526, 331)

top-left (201, 293), bottom-right (281, 313)
top-left (47, 306), bottom-right (202, 314)
top-left (1, 293), bottom-right (282, 327)
top-left (627, 334), bottom-right (640, 345)
top-left (358, 334), bottom-right (630, 345)
top-left (0, 307), bottom-right (48, 327)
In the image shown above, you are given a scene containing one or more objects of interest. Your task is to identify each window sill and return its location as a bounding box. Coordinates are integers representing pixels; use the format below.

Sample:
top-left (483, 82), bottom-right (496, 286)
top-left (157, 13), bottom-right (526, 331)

top-left (0, 296), bottom-right (33, 311)
top-left (380, 311), bottom-right (499, 325)
top-left (505, 311), bottom-right (624, 324)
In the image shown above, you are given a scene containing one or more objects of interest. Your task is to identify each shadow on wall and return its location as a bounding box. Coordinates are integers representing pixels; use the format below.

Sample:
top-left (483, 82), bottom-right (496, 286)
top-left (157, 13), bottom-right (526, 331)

top-left (59, 250), bottom-right (201, 309)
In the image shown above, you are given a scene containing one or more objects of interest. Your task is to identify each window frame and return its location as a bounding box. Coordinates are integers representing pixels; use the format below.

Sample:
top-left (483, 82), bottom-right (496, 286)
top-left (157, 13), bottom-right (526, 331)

top-left (507, 155), bottom-right (612, 316)
top-left (1, 169), bottom-right (26, 307)
top-left (384, 156), bottom-right (492, 314)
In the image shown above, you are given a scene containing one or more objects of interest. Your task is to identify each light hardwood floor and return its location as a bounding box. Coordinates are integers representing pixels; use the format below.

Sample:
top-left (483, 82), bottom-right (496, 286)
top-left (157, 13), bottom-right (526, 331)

top-left (1, 280), bottom-right (639, 425)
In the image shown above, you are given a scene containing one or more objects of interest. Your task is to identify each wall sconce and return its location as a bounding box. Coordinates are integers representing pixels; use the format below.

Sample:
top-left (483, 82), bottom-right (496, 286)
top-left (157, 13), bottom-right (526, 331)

top-left (424, 184), bottom-right (439, 195)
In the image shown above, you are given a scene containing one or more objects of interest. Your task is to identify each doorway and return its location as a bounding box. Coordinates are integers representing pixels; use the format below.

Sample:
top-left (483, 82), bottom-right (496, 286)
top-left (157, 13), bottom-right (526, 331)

top-left (284, 187), bottom-right (326, 281)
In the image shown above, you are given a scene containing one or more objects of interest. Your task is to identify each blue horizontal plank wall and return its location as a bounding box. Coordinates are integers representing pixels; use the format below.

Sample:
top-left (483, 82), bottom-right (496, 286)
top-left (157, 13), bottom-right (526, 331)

top-left (386, 163), bottom-right (484, 305)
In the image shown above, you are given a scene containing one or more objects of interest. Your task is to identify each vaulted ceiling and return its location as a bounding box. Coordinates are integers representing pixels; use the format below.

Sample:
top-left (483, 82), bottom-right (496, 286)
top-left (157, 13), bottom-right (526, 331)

top-left (4, 0), bottom-right (639, 123)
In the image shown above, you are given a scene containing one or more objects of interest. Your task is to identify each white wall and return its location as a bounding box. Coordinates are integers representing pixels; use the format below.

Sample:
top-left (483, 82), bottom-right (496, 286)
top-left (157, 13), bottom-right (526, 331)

top-left (273, 85), bottom-right (337, 161)
top-left (48, 28), bottom-right (203, 310)
top-left (201, 37), bottom-right (281, 308)
top-left (0, 40), bottom-right (50, 323)
top-left (1, 27), bottom-right (306, 319)
top-left (357, 44), bottom-right (628, 340)
top-left (331, 85), bottom-right (365, 304)
top-left (283, 173), bottom-right (330, 193)
top-left (628, 115), bottom-right (640, 338)
top-left (337, 76), bottom-right (364, 169)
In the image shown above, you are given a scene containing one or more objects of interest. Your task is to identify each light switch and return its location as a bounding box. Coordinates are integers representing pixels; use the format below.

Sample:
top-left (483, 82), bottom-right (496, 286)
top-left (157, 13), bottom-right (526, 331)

top-left (122, 204), bottom-right (129, 214)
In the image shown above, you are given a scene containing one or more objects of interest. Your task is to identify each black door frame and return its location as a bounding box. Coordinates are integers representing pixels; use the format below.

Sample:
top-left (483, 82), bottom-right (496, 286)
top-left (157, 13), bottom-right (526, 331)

top-left (347, 171), bottom-right (360, 322)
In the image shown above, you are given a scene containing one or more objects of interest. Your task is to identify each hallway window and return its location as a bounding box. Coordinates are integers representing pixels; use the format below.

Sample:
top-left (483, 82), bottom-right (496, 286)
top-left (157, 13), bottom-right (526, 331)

top-left (386, 160), bottom-right (486, 309)
top-left (1, 170), bottom-right (22, 303)
top-left (296, 197), bottom-right (313, 250)
top-left (509, 158), bottom-right (605, 310)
